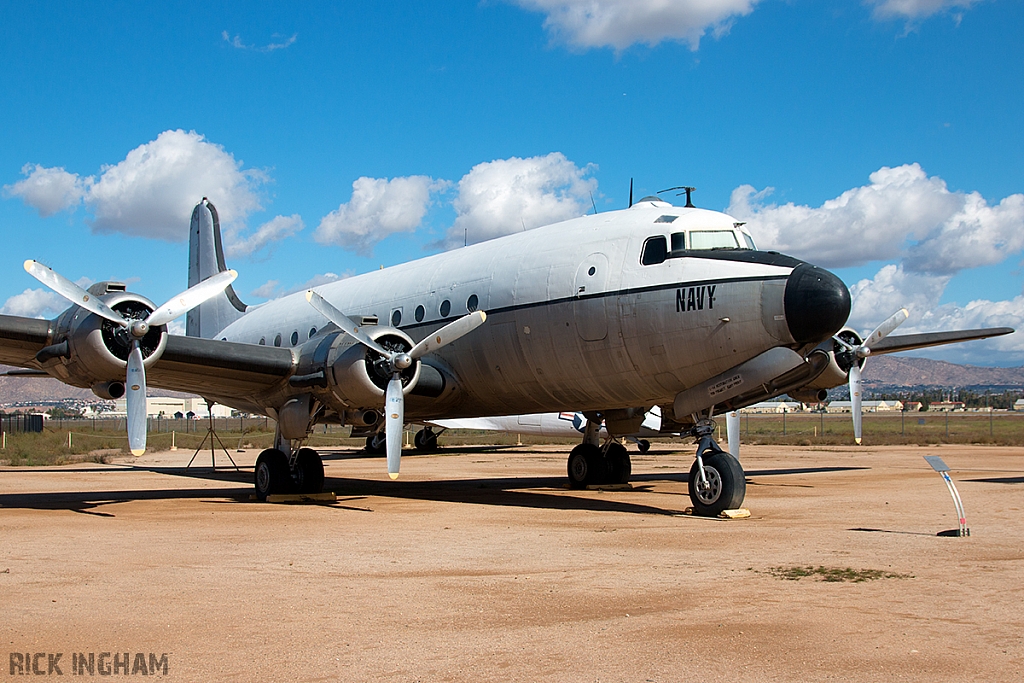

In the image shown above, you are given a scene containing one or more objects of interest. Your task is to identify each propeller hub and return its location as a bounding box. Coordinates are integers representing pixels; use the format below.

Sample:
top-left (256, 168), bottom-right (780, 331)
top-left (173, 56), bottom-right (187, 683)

top-left (393, 353), bottom-right (412, 370)
top-left (130, 320), bottom-right (150, 338)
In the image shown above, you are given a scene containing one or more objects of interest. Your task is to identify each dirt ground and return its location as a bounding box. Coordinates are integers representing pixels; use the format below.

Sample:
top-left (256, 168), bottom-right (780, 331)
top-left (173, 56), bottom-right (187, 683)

top-left (1, 441), bottom-right (1022, 682)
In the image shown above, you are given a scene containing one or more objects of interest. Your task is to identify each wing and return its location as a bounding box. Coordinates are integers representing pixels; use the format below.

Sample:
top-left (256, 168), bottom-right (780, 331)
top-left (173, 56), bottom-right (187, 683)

top-left (870, 327), bottom-right (1014, 355)
top-left (0, 312), bottom-right (295, 414)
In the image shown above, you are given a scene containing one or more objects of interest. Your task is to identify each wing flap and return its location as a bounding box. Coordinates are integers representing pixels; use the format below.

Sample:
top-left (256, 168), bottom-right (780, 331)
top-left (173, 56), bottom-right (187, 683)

top-left (0, 315), bottom-right (52, 368)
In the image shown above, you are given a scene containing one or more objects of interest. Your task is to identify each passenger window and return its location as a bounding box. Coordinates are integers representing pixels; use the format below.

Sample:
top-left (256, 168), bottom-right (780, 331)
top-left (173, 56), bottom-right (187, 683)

top-left (273, 334), bottom-right (282, 347)
top-left (641, 236), bottom-right (667, 265)
top-left (467, 294), bottom-right (479, 312)
top-left (259, 337), bottom-right (266, 345)
top-left (309, 327), bottom-right (317, 339)
top-left (391, 309), bottom-right (402, 326)
top-left (670, 232), bottom-right (686, 251)
top-left (690, 230), bottom-right (740, 250)
top-left (440, 299), bottom-right (451, 317)
top-left (290, 331), bottom-right (299, 346)
top-left (415, 305), bottom-right (425, 322)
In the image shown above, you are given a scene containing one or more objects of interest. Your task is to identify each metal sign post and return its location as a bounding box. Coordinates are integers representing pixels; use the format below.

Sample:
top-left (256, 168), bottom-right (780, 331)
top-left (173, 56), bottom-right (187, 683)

top-left (923, 455), bottom-right (969, 537)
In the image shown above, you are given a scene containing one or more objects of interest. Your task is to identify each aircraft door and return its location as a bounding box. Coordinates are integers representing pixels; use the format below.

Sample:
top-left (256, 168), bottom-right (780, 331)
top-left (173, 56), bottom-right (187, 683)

top-left (574, 253), bottom-right (609, 341)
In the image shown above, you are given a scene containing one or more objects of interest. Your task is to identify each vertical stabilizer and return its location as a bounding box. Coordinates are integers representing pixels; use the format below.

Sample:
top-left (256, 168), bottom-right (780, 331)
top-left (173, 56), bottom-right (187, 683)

top-left (186, 199), bottom-right (248, 338)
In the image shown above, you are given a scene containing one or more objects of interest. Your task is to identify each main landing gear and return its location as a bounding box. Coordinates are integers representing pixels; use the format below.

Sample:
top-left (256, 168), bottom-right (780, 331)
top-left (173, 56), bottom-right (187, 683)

top-left (566, 418), bottom-right (631, 489)
top-left (254, 445), bottom-right (325, 501)
top-left (685, 417), bottom-right (745, 516)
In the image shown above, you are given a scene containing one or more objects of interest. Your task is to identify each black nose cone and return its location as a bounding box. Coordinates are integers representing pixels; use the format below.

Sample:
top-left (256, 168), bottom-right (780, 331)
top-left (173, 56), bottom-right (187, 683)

top-left (784, 263), bottom-right (851, 344)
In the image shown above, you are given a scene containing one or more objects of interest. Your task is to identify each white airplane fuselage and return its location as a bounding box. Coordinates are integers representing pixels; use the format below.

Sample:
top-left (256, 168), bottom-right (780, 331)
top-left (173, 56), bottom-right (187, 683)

top-left (213, 199), bottom-right (846, 424)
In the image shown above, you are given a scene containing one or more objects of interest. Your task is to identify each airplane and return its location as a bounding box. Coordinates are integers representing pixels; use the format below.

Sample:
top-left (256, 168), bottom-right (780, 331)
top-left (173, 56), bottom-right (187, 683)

top-left (0, 193), bottom-right (1013, 516)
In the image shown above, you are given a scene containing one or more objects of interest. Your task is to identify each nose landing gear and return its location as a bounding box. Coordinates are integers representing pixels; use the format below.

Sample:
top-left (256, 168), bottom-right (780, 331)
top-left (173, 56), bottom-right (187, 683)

top-left (685, 417), bottom-right (745, 516)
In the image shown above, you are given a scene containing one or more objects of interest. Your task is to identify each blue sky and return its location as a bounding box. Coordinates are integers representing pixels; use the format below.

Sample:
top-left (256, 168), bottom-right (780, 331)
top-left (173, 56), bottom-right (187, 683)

top-left (2, 0), bottom-right (1023, 364)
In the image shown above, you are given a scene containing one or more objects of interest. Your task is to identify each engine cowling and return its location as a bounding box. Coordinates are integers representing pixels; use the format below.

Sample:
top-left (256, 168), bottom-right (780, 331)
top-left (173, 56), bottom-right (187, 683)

top-left (39, 282), bottom-right (168, 393)
top-left (791, 327), bottom-right (864, 393)
top-left (291, 324), bottom-right (422, 411)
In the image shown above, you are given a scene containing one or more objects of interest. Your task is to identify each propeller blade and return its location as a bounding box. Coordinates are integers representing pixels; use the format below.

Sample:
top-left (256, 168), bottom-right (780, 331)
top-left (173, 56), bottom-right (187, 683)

top-left (24, 260), bottom-right (126, 326)
top-left (385, 376), bottom-right (404, 479)
top-left (146, 269), bottom-right (238, 327)
top-left (126, 341), bottom-right (147, 456)
top-left (305, 290), bottom-right (392, 358)
top-left (857, 308), bottom-right (909, 357)
top-left (850, 364), bottom-right (863, 445)
top-left (409, 310), bottom-right (487, 359)
top-left (726, 410), bottom-right (740, 460)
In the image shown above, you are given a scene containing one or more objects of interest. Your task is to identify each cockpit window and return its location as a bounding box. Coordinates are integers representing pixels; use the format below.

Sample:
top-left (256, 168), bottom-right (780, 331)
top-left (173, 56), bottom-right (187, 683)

top-left (742, 232), bottom-right (756, 250)
top-left (654, 215), bottom-right (678, 224)
top-left (670, 232), bottom-right (686, 251)
top-left (689, 230), bottom-right (740, 250)
top-left (641, 235), bottom-right (667, 265)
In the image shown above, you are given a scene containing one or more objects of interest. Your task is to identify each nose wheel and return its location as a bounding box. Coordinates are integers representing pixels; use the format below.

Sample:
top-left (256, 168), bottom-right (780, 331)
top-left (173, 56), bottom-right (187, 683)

top-left (686, 419), bottom-right (746, 516)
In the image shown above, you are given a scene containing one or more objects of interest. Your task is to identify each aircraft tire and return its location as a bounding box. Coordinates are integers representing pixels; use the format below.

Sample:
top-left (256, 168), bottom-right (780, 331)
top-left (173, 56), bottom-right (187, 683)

top-left (567, 444), bottom-right (602, 489)
top-left (254, 448), bottom-right (293, 501)
top-left (636, 439), bottom-right (651, 454)
top-left (294, 448), bottom-right (325, 494)
top-left (414, 428), bottom-right (438, 452)
top-left (606, 443), bottom-right (631, 484)
top-left (687, 450), bottom-right (745, 516)
top-left (365, 435), bottom-right (386, 455)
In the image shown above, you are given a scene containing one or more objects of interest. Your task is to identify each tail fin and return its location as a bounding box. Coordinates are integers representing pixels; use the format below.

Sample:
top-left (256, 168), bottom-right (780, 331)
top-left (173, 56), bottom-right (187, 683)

top-left (186, 198), bottom-right (248, 338)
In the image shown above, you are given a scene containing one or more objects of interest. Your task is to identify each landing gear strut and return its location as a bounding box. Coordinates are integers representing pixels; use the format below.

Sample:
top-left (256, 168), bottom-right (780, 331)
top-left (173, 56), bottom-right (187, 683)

top-left (685, 417), bottom-right (745, 516)
top-left (254, 445), bottom-right (325, 501)
top-left (414, 427), bottom-right (440, 452)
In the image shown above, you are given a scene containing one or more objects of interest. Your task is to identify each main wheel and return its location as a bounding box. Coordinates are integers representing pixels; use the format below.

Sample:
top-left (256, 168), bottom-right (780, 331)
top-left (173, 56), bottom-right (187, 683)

top-left (687, 450), bottom-right (745, 516)
top-left (567, 443), bottom-right (603, 489)
top-left (254, 448), bottom-right (293, 501)
top-left (636, 439), bottom-right (651, 454)
top-left (606, 443), bottom-right (631, 484)
top-left (365, 434), bottom-right (386, 454)
top-left (414, 428), bottom-right (439, 452)
top-left (294, 448), bottom-right (325, 494)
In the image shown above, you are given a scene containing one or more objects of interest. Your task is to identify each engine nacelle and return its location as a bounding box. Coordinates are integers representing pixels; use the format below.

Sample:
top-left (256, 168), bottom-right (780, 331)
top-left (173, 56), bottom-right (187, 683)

top-left (39, 282), bottom-right (167, 389)
top-left (791, 327), bottom-right (864, 392)
top-left (291, 324), bottom-right (421, 412)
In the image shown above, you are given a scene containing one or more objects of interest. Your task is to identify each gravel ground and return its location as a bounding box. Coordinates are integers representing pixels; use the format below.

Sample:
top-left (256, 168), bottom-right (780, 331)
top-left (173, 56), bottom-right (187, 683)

top-left (1, 442), bottom-right (1022, 682)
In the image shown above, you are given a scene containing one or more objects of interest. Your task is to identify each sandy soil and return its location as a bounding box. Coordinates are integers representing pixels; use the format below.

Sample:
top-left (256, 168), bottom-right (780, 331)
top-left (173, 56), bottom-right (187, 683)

top-left (1, 442), bottom-right (1022, 682)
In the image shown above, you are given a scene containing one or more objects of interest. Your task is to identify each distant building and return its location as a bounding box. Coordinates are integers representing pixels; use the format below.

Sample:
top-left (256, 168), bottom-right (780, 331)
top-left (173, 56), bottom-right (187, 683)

top-left (1014, 399), bottom-right (1024, 412)
top-left (928, 401), bottom-right (966, 412)
top-left (109, 396), bottom-right (234, 419)
top-left (742, 401), bottom-right (803, 413)
top-left (826, 400), bottom-right (903, 413)
top-left (903, 401), bottom-right (923, 412)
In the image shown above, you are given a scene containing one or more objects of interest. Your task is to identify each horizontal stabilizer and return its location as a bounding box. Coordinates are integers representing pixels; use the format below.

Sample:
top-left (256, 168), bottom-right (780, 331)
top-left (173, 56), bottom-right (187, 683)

top-left (871, 327), bottom-right (1014, 355)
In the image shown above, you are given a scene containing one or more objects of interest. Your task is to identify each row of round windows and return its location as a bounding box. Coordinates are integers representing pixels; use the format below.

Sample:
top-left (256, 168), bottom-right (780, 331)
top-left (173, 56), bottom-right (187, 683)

top-left (391, 294), bottom-right (479, 327)
top-left (256, 294), bottom-right (481, 348)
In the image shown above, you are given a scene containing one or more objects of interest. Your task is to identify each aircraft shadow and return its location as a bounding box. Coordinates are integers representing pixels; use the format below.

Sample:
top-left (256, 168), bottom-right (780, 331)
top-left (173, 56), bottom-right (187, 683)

top-left (965, 476), bottom-right (1024, 484)
top-left (0, 460), bottom-right (869, 517)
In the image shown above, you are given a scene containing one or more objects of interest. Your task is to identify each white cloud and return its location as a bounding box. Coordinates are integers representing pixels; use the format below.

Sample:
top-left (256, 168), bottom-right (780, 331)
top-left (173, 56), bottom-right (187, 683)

top-left (5, 130), bottom-right (267, 241)
top-left (515, 0), bottom-right (759, 51)
top-left (847, 264), bottom-right (952, 332)
top-left (445, 152), bottom-right (596, 248)
top-left (252, 272), bottom-right (350, 301)
top-left (222, 31), bottom-right (297, 52)
top-left (728, 164), bottom-right (1024, 274)
top-left (314, 176), bottom-right (443, 255)
top-left (867, 0), bottom-right (981, 20)
top-left (1, 288), bottom-right (67, 318)
top-left (225, 214), bottom-right (304, 259)
top-left (4, 164), bottom-right (90, 216)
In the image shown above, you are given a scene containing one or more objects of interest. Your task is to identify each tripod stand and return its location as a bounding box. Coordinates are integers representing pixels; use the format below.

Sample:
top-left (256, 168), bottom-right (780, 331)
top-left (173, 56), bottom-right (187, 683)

top-left (187, 400), bottom-right (239, 471)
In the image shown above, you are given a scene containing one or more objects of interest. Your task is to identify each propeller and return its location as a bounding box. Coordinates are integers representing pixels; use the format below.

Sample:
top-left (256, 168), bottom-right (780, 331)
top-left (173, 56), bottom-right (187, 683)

top-left (834, 308), bottom-right (909, 444)
top-left (306, 290), bottom-right (487, 478)
top-left (25, 260), bottom-right (237, 455)
top-left (725, 410), bottom-right (740, 460)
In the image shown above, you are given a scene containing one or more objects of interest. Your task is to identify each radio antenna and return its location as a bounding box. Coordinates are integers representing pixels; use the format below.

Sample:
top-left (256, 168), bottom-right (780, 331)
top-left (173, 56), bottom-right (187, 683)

top-left (658, 185), bottom-right (696, 208)
top-left (628, 178), bottom-right (633, 208)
